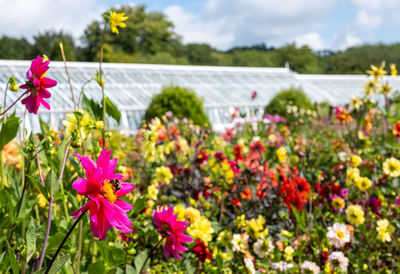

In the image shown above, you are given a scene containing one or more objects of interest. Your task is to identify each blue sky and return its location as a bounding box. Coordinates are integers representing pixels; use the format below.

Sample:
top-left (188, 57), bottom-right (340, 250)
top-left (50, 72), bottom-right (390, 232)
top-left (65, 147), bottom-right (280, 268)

top-left (0, 0), bottom-right (399, 51)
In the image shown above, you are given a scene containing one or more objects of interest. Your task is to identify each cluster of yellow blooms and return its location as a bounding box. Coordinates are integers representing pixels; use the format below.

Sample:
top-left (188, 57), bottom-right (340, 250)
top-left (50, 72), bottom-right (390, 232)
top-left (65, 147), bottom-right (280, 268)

top-left (345, 156), bottom-right (373, 192)
top-left (376, 219), bottom-right (393, 243)
top-left (63, 109), bottom-right (104, 139)
top-left (346, 205), bottom-right (365, 227)
top-left (208, 156), bottom-right (235, 184)
top-left (175, 205), bottom-right (214, 244)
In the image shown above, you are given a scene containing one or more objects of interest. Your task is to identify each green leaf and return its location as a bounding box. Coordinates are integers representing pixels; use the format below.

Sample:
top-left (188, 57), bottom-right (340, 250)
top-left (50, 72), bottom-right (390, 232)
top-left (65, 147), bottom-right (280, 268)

top-left (0, 112), bottom-right (20, 150)
top-left (39, 118), bottom-right (50, 136)
top-left (134, 251), bottom-right (149, 273)
top-left (26, 218), bottom-right (44, 257)
top-left (88, 262), bottom-right (105, 274)
top-left (28, 175), bottom-right (49, 199)
top-left (105, 97), bottom-right (121, 123)
top-left (131, 197), bottom-right (146, 216)
top-left (4, 240), bottom-right (19, 274)
top-left (48, 254), bottom-right (70, 274)
top-left (82, 93), bottom-right (102, 120)
top-left (45, 170), bottom-right (59, 197)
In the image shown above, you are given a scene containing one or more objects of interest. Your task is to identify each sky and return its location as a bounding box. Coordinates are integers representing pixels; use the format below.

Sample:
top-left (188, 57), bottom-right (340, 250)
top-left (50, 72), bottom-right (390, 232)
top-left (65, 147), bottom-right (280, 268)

top-left (0, 0), bottom-right (399, 51)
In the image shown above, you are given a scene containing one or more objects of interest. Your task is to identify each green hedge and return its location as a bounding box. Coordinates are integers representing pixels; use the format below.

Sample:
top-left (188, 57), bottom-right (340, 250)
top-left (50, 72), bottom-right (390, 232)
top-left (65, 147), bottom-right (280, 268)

top-left (144, 85), bottom-right (210, 126)
top-left (264, 87), bottom-right (313, 118)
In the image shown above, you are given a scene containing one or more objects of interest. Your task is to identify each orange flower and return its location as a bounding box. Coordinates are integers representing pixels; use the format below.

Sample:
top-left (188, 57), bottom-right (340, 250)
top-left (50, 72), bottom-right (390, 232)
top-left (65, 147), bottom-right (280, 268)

top-left (240, 188), bottom-right (252, 200)
top-left (335, 106), bottom-right (352, 124)
top-left (2, 142), bottom-right (20, 165)
top-left (393, 121), bottom-right (400, 137)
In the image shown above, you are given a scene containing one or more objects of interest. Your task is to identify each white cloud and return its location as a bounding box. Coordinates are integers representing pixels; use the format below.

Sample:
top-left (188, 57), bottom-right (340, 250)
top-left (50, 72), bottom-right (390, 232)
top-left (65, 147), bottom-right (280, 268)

top-left (337, 33), bottom-right (362, 50)
top-left (164, 5), bottom-right (235, 49)
top-left (165, 0), bottom-right (337, 50)
top-left (0, 0), bottom-right (105, 41)
top-left (355, 10), bottom-right (381, 31)
top-left (294, 32), bottom-right (326, 51)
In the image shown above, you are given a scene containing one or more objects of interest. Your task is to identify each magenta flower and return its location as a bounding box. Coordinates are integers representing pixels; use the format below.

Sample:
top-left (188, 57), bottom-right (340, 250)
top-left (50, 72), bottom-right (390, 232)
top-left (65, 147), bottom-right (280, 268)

top-left (71, 149), bottom-right (135, 240)
top-left (19, 56), bottom-right (57, 114)
top-left (153, 206), bottom-right (193, 259)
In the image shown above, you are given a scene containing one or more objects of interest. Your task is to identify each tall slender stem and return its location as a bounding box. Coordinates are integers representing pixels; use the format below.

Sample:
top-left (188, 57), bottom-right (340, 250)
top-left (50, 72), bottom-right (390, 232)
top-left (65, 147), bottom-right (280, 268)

top-left (37, 196), bottom-right (54, 270)
top-left (139, 235), bottom-right (166, 274)
top-left (76, 220), bottom-right (83, 273)
top-left (59, 42), bottom-right (76, 110)
top-left (0, 91), bottom-right (29, 117)
top-left (59, 138), bottom-right (73, 221)
top-left (44, 209), bottom-right (88, 274)
top-left (2, 82), bottom-right (9, 112)
top-left (37, 138), bottom-right (73, 271)
top-left (35, 147), bottom-right (45, 187)
top-left (99, 22), bottom-right (107, 147)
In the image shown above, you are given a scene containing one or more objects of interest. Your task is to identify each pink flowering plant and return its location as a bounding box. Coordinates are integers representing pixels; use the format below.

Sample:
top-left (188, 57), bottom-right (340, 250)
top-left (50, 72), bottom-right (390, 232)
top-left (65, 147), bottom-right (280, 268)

top-left (2, 6), bottom-right (400, 274)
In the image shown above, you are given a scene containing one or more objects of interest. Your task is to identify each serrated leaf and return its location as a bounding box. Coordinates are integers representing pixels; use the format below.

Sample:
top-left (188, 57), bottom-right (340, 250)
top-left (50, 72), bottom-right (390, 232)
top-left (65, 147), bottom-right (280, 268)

top-left (47, 254), bottom-right (70, 274)
top-left (45, 170), bottom-right (59, 197)
top-left (0, 112), bottom-right (20, 150)
top-left (105, 97), bottom-right (121, 123)
top-left (26, 218), bottom-right (44, 257)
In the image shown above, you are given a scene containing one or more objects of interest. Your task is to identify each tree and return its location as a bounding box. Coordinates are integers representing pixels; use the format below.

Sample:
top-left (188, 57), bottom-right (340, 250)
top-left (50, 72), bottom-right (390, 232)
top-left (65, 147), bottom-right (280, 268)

top-left (0, 36), bottom-right (32, 60)
top-left (31, 31), bottom-right (76, 61)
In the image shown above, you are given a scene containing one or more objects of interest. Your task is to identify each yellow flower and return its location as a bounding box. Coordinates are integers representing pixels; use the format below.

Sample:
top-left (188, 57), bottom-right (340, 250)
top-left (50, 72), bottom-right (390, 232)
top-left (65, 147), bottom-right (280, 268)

top-left (390, 63), bottom-right (397, 77)
top-left (155, 166), bottom-right (173, 184)
top-left (346, 167), bottom-right (360, 185)
top-left (110, 11), bottom-right (128, 34)
top-left (363, 80), bottom-right (379, 96)
top-left (349, 155), bottom-right (362, 167)
top-left (187, 216), bottom-right (214, 243)
top-left (284, 246), bottom-right (295, 261)
top-left (246, 215), bottom-right (267, 239)
top-left (147, 184), bottom-right (159, 200)
top-left (350, 95), bottom-right (362, 110)
top-left (383, 157), bottom-right (400, 177)
top-left (184, 207), bottom-right (201, 224)
top-left (355, 177), bottom-right (372, 191)
top-left (376, 219), bottom-right (393, 243)
top-left (38, 193), bottom-right (48, 208)
top-left (346, 205), bottom-right (365, 226)
top-left (62, 109), bottom-right (91, 138)
top-left (174, 204), bottom-right (185, 221)
top-left (332, 197), bottom-right (345, 211)
top-left (235, 214), bottom-right (246, 229)
top-left (366, 61), bottom-right (387, 80)
top-left (276, 147), bottom-right (287, 163)
top-left (380, 83), bottom-right (392, 95)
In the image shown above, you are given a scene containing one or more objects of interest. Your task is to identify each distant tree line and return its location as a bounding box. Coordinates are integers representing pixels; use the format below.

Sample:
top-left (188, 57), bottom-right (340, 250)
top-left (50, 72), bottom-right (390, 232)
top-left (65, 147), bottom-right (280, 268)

top-left (0, 5), bottom-right (398, 74)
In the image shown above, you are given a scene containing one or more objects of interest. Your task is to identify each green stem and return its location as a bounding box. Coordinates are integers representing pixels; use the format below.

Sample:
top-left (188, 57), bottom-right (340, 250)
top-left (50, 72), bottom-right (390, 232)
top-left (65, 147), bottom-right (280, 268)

top-left (44, 209), bottom-right (88, 274)
top-left (139, 235), bottom-right (166, 274)
top-left (2, 82), bottom-right (9, 111)
top-left (99, 22), bottom-right (107, 148)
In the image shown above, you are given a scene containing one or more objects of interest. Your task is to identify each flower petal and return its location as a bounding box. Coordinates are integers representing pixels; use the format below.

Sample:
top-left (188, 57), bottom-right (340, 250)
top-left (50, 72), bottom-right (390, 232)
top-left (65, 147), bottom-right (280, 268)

top-left (115, 182), bottom-right (135, 198)
top-left (114, 199), bottom-right (133, 212)
top-left (72, 178), bottom-right (99, 196)
top-left (71, 200), bottom-right (91, 219)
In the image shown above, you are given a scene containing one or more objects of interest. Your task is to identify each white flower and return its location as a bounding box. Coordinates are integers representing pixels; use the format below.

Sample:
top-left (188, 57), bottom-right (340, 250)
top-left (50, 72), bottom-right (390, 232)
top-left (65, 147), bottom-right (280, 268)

top-left (338, 152), bottom-right (347, 162)
top-left (232, 234), bottom-right (247, 253)
top-left (328, 251), bottom-right (349, 272)
top-left (326, 223), bottom-right (351, 248)
top-left (271, 261), bottom-right (294, 272)
top-left (253, 238), bottom-right (274, 258)
top-left (300, 261), bottom-right (320, 274)
top-left (244, 257), bottom-right (256, 274)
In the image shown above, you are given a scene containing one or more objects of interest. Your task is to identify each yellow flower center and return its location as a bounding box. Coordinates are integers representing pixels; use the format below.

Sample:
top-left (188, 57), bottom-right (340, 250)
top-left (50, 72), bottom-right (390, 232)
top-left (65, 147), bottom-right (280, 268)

top-left (336, 230), bottom-right (345, 239)
top-left (101, 180), bottom-right (117, 203)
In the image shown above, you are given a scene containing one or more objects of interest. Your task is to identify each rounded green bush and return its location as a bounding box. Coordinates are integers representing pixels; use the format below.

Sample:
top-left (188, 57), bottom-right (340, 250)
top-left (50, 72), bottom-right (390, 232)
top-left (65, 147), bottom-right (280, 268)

top-left (144, 85), bottom-right (210, 126)
top-left (264, 87), bottom-right (313, 117)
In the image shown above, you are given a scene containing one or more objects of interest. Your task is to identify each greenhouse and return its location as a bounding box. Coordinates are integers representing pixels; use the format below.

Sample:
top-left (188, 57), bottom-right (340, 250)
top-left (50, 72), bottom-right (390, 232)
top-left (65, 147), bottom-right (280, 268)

top-left (1, 59), bottom-right (400, 133)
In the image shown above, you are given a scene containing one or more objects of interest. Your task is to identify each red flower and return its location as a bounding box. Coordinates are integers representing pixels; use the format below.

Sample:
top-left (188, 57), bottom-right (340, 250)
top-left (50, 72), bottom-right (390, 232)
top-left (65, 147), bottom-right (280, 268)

top-left (233, 144), bottom-right (244, 162)
top-left (249, 140), bottom-right (265, 159)
top-left (153, 206), bottom-right (193, 259)
top-left (192, 239), bottom-right (211, 262)
top-left (20, 56), bottom-right (57, 114)
top-left (278, 167), bottom-right (310, 212)
top-left (240, 188), bottom-right (252, 200)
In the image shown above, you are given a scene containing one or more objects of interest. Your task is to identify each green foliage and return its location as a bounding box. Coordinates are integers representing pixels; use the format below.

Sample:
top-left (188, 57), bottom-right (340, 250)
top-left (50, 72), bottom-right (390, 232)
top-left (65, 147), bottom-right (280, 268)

top-left (144, 85), bottom-right (210, 126)
top-left (0, 36), bottom-right (32, 59)
top-left (264, 87), bottom-right (313, 118)
top-left (0, 112), bottom-right (20, 151)
top-left (31, 30), bottom-right (76, 61)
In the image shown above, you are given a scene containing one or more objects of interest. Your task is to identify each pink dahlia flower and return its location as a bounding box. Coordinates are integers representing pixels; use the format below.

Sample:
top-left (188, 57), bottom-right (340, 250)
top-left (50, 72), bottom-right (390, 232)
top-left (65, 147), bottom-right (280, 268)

top-left (20, 56), bottom-right (57, 114)
top-left (71, 149), bottom-right (135, 240)
top-left (153, 206), bottom-right (193, 259)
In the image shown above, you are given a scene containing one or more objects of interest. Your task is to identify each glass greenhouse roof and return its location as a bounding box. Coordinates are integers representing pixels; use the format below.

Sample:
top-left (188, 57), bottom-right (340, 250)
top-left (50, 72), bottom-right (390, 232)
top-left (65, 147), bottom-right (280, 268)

top-left (0, 60), bottom-right (397, 133)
